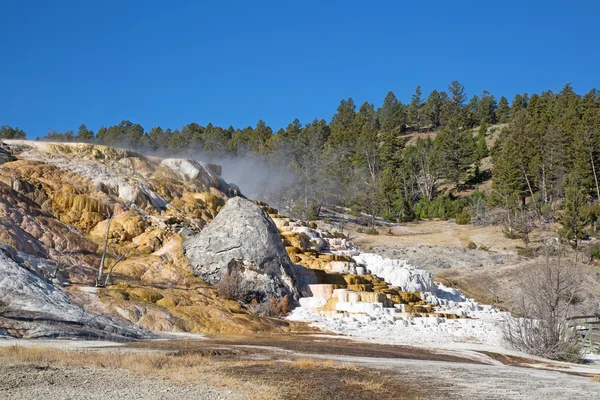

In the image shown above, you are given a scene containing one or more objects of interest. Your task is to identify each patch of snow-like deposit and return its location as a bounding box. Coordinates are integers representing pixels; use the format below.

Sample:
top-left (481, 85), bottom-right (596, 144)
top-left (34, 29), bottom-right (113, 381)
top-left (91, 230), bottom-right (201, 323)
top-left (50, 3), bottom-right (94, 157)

top-left (289, 252), bottom-right (508, 349)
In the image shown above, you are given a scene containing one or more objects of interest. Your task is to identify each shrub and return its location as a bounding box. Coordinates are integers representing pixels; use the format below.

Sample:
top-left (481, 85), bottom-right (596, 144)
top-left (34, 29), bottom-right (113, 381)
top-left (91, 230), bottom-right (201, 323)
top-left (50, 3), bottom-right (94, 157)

top-left (540, 204), bottom-right (553, 217)
top-left (470, 190), bottom-right (488, 221)
top-left (467, 241), bottom-right (477, 250)
top-left (414, 195), bottom-right (468, 220)
top-left (350, 204), bottom-right (363, 217)
top-left (517, 247), bottom-right (538, 258)
top-left (590, 243), bottom-right (600, 261)
top-left (502, 257), bottom-right (584, 362)
top-left (478, 244), bottom-right (491, 251)
top-left (455, 209), bottom-right (472, 225)
top-left (365, 227), bottom-right (379, 235)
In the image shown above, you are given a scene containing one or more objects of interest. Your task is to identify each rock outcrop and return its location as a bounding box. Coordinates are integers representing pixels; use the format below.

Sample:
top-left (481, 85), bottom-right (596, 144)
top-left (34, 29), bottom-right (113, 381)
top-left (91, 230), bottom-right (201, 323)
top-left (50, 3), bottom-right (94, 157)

top-left (0, 247), bottom-right (144, 339)
top-left (0, 143), bottom-right (15, 165)
top-left (183, 197), bottom-right (300, 303)
top-left (0, 140), bottom-right (304, 337)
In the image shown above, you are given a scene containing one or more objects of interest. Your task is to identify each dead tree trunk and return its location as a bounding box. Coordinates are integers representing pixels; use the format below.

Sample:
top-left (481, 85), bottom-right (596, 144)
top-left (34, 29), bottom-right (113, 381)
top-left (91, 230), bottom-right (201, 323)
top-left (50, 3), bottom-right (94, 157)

top-left (96, 214), bottom-right (114, 287)
top-left (103, 252), bottom-right (126, 287)
top-left (590, 147), bottom-right (600, 205)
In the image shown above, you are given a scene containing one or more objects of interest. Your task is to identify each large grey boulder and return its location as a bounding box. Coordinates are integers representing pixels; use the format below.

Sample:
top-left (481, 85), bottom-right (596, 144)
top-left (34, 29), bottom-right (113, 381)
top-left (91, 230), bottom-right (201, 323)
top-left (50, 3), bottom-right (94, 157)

top-left (183, 197), bottom-right (299, 304)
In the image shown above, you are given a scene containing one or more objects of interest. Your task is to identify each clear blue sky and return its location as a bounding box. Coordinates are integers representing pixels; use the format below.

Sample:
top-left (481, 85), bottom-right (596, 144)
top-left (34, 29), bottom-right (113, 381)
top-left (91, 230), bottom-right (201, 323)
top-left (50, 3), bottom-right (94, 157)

top-left (1, 0), bottom-right (598, 138)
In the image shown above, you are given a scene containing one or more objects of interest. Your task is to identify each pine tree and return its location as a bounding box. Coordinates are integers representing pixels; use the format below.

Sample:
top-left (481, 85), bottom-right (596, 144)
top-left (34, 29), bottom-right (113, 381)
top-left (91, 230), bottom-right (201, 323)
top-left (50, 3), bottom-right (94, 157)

top-left (449, 81), bottom-right (467, 106)
top-left (283, 118), bottom-right (302, 140)
top-left (476, 122), bottom-right (489, 159)
top-left (559, 186), bottom-right (589, 248)
top-left (511, 93), bottom-right (528, 115)
top-left (436, 121), bottom-right (475, 187)
top-left (148, 126), bottom-right (167, 150)
top-left (76, 124), bottom-right (94, 142)
top-left (0, 125), bottom-right (26, 139)
top-left (249, 120), bottom-right (273, 154)
top-left (202, 124), bottom-right (230, 155)
top-left (493, 139), bottom-right (523, 198)
top-left (329, 98), bottom-right (357, 146)
top-left (378, 91), bottom-right (404, 134)
top-left (408, 86), bottom-right (425, 131)
top-left (379, 129), bottom-right (405, 172)
top-left (467, 95), bottom-right (479, 127)
top-left (476, 91), bottom-right (497, 125)
top-left (442, 81), bottom-right (467, 128)
top-left (182, 123), bottom-right (204, 152)
top-left (425, 90), bottom-right (444, 128)
top-left (497, 96), bottom-right (510, 123)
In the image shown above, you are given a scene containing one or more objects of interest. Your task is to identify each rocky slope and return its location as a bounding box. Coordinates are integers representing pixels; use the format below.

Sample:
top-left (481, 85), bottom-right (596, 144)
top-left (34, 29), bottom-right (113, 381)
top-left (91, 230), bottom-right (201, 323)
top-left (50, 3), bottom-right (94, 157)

top-left (0, 140), bottom-right (300, 337)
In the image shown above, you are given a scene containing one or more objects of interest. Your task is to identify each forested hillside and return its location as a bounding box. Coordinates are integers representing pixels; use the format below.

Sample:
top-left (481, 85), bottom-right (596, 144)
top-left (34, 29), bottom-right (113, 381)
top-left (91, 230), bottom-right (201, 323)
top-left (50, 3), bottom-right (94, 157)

top-left (3, 82), bottom-right (599, 234)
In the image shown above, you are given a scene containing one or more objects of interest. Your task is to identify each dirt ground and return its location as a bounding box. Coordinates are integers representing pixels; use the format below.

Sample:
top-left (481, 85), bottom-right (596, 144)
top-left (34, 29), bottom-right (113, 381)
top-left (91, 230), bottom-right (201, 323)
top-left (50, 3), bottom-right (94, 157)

top-left (0, 363), bottom-right (240, 400)
top-left (2, 334), bottom-right (600, 400)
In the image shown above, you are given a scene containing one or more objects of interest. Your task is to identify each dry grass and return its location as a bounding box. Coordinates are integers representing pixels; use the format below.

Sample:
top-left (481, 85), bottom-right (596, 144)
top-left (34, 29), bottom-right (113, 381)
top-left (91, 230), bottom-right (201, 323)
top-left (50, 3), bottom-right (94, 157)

top-left (591, 376), bottom-right (600, 383)
top-left (0, 345), bottom-right (277, 398)
top-left (0, 345), bottom-right (424, 399)
top-left (291, 357), bottom-right (359, 371)
top-left (353, 219), bottom-right (557, 251)
top-left (0, 345), bottom-right (212, 379)
top-left (353, 220), bottom-right (517, 250)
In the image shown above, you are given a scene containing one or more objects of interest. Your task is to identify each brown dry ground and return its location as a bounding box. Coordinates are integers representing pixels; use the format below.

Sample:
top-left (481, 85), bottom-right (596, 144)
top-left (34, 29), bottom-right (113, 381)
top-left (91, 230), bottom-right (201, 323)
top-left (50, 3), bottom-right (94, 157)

top-left (3, 334), bottom-right (599, 400)
top-left (128, 333), bottom-right (482, 364)
top-left (353, 220), bottom-right (525, 250)
top-left (0, 337), bottom-right (435, 400)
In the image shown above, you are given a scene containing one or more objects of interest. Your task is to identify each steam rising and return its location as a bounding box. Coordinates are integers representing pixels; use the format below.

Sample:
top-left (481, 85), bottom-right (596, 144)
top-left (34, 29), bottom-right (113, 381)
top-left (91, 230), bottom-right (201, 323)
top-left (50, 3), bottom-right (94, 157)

top-left (200, 155), bottom-right (297, 209)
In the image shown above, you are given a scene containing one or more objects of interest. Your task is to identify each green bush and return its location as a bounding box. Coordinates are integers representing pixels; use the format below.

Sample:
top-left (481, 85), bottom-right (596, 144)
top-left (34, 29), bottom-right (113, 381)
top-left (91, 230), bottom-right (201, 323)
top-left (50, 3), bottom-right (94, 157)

top-left (479, 244), bottom-right (491, 251)
top-left (467, 241), bottom-right (477, 250)
top-left (590, 243), bottom-right (600, 260)
top-left (414, 195), bottom-right (468, 220)
top-left (455, 209), bottom-right (472, 225)
top-left (365, 227), bottom-right (379, 235)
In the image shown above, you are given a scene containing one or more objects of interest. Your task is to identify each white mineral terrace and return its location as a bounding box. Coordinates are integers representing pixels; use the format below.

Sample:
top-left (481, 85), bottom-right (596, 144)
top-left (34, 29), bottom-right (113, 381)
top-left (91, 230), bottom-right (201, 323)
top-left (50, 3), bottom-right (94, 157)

top-left (287, 222), bottom-right (509, 350)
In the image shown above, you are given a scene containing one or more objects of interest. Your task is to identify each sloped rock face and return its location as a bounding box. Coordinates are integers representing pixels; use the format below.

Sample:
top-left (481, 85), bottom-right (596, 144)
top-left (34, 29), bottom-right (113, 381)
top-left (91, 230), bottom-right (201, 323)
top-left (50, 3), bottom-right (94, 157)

top-left (0, 248), bottom-right (144, 339)
top-left (0, 140), bottom-right (307, 337)
top-left (183, 197), bottom-right (300, 303)
top-left (0, 143), bottom-right (15, 165)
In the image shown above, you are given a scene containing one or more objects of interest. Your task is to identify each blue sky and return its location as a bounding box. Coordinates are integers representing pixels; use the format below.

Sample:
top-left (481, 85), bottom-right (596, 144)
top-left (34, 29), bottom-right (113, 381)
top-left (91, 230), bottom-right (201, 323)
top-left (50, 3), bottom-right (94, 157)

top-left (1, 0), bottom-right (598, 137)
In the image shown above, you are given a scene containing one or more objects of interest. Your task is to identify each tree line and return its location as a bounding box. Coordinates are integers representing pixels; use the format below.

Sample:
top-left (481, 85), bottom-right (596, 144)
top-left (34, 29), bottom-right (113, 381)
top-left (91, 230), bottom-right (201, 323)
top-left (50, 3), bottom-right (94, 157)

top-left (3, 82), bottom-right (600, 236)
